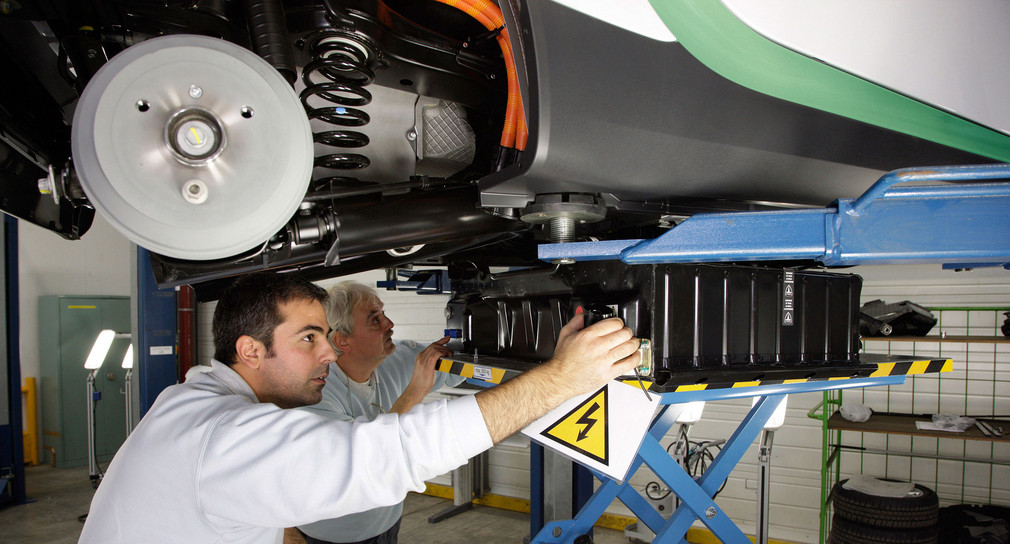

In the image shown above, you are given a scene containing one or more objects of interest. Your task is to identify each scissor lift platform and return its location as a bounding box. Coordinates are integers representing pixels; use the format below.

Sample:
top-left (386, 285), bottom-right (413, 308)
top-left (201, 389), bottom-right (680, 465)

top-left (435, 355), bottom-right (950, 544)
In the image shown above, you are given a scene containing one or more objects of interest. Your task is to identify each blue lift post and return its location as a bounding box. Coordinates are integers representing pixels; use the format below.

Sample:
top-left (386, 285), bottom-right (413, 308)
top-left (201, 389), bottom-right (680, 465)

top-left (2, 216), bottom-right (26, 507)
top-left (134, 248), bottom-right (179, 417)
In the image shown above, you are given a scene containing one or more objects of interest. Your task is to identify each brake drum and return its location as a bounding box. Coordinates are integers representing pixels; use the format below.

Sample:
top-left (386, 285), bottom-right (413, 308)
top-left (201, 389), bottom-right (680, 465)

top-left (72, 35), bottom-right (313, 260)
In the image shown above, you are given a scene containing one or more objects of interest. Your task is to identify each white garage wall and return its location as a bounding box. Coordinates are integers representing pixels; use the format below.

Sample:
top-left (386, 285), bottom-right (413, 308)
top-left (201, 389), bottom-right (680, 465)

top-left (196, 264), bottom-right (1010, 543)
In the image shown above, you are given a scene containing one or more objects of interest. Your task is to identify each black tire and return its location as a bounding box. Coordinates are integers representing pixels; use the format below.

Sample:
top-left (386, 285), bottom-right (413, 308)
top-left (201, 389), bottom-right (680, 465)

top-left (832, 479), bottom-right (939, 530)
top-left (829, 515), bottom-right (938, 544)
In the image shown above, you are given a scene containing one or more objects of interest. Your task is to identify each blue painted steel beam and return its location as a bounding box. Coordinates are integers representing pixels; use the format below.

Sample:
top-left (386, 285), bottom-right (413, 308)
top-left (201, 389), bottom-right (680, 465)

top-left (658, 375), bottom-right (905, 404)
top-left (531, 406), bottom-right (683, 544)
top-left (2, 216), bottom-right (26, 506)
top-left (375, 269), bottom-right (451, 294)
top-left (530, 442), bottom-right (545, 540)
top-left (539, 164), bottom-right (1010, 268)
top-left (136, 248), bottom-right (178, 417)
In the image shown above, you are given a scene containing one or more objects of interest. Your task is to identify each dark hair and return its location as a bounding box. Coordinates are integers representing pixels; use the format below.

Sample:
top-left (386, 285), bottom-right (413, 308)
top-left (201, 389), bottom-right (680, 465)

top-left (212, 272), bottom-right (328, 365)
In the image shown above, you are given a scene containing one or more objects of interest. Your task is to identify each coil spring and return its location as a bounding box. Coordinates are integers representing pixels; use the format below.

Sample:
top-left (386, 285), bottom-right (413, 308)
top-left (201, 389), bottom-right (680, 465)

top-left (299, 29), bottom-right (378, 188)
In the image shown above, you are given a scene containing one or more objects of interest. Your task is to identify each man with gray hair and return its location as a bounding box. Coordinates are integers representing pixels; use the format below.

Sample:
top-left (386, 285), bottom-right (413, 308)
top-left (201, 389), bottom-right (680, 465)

top-left (292, 281), bottom-right (464, 544)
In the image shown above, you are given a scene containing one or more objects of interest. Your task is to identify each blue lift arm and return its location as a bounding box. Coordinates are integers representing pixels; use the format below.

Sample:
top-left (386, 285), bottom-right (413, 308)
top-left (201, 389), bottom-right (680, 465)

top-left (539, 164), bottom-right (1010, 269)
top-left (376, 268), bottom-right (451, 295)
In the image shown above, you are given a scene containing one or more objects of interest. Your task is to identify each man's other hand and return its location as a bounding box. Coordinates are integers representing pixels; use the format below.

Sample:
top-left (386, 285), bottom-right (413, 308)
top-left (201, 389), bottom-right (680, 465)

top-left (391, 337), bottom-right (452, 414)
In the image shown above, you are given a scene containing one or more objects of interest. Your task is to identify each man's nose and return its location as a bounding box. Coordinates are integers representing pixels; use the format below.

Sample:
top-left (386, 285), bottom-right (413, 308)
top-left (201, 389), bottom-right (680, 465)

top-left (382, 314), bottom-right (394, 330)
top-left (320, 341), bottom-right (338, 362)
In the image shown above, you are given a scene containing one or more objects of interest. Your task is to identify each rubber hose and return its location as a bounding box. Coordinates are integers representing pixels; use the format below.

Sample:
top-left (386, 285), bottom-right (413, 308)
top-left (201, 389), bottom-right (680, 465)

top-left (245, 0), bottom-right (297, 84)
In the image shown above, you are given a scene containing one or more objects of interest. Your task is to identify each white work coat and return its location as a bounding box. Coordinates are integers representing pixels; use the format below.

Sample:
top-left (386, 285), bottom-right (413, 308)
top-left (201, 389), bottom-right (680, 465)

top-left (79, 360), bottom-right (492, 543)
top-left (298, 339), bottom-right (465, 542)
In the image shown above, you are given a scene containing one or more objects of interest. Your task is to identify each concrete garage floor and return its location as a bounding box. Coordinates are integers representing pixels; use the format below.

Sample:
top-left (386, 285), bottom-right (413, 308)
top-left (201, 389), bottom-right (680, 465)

top-left (1, 466), bottom-right (630, 543)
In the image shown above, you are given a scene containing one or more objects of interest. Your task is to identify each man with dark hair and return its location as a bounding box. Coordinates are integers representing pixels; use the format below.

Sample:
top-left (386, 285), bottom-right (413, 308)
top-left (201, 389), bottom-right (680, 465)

top-left (210, 272), bottom-right (329, 366)
top-left (80, 271), bottom-right (641, 543)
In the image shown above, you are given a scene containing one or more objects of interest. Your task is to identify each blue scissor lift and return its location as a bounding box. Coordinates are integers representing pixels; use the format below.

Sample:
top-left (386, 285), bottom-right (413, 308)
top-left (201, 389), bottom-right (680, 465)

top-left (524, 164), bottom-right (1010, 544)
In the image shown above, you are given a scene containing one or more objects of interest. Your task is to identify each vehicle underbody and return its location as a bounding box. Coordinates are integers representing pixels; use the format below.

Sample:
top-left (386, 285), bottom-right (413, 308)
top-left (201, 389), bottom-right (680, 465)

top-left (2, 0), bottom-right (1008, 378)
top-left (2, 1), bottom-right (1002, 298)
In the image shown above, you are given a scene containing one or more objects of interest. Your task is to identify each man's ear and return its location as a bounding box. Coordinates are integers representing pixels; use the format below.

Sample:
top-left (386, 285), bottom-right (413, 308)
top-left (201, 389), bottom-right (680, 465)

top-left (235, 335), bottom-right (263, 370)
top-left (332, 332), bottom-right (352, 352)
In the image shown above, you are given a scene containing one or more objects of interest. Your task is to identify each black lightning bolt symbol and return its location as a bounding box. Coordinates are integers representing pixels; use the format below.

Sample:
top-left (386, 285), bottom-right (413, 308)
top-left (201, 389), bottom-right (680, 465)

top-left (576, 402), bottom-right (600, 441)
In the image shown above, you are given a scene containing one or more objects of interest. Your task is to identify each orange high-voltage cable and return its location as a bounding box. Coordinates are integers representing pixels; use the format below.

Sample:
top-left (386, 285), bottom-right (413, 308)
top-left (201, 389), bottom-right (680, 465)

top-left (433, 0), bottom-right (528, 151)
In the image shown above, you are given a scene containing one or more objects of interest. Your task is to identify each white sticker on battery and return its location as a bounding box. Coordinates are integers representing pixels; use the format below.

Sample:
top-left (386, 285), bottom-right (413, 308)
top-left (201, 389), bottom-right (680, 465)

top-left (473, 365), bottom-right (493, 380)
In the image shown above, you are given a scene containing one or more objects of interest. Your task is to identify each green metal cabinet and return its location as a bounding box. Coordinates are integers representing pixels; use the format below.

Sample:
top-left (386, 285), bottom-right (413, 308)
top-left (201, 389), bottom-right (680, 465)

top-left (39, 296), bottom-right (130, 468)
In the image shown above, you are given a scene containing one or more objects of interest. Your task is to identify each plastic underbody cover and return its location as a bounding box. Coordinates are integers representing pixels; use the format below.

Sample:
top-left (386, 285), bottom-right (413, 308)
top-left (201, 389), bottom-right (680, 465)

top-left (445, 261), bottom-right (867, 391)
top-left (481, 0), bottom-right (1005, 209)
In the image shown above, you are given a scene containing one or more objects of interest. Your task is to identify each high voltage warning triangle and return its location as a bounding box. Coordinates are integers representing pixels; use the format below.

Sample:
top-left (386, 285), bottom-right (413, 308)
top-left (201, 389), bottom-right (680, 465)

top-left (541, 387), bottom-right (609, 465)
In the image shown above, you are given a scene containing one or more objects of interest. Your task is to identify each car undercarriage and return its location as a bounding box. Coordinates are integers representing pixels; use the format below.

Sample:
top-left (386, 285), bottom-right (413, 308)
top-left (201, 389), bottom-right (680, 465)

top-left (3, 0), bottom-right (1007, 296)
top-left (3, 0), bottom-right (1010, 386)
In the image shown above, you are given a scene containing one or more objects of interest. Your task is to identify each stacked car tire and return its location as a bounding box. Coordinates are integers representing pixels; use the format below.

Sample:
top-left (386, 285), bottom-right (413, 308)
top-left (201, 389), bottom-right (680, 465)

top-left (828, 479), bottom-right (939, 544)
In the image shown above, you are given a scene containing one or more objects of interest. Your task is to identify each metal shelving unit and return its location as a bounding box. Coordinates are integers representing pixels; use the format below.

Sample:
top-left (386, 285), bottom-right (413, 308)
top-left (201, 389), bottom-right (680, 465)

top-left (810, 307), bottom-right (1010, 543)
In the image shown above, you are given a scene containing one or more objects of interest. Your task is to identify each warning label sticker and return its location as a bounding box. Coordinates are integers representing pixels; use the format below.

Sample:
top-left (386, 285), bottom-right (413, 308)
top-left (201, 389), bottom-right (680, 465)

top-left (523, 380), bottom-right (659, 482)
top-left (782, 268), bottom-right (795, 326)
top-left (541, 387), bottom-right (609, 464)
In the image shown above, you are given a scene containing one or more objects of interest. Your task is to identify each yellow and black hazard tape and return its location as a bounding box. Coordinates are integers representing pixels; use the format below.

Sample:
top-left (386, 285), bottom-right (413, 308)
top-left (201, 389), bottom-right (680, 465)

top-left (439, 355), bottom-right (953, 391)
top-left (869, 358), bottom-right (952, 378)
top-left (436, 358), bottom-right (516, 385)
top-left (622, 357), bottom-right (953, 393)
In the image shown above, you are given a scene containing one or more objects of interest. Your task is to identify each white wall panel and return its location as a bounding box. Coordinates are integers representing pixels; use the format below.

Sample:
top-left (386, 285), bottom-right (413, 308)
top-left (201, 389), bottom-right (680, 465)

top-left (196, 301), bottom-right (216, 364)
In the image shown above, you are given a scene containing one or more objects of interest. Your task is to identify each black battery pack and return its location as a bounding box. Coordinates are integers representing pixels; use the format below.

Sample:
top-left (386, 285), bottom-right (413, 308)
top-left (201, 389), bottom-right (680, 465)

top-left (445, 261), bottom-right (866, 390)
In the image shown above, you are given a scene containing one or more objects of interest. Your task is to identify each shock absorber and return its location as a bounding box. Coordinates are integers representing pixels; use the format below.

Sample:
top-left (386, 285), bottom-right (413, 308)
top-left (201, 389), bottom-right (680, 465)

top-left (299, 29), bottom-right (379, 187)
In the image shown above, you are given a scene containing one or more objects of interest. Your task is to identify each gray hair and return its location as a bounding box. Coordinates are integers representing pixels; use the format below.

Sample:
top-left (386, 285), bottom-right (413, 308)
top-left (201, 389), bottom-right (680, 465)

top-left (327, 280), bottom-right (380, 337)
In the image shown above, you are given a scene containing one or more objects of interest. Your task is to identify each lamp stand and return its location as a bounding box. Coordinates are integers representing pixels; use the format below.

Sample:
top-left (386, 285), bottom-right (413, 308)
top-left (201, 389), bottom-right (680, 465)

top-left (86, 369), bottom-right (102, 488)
top-left (123, 368), bottom-right (133, 436)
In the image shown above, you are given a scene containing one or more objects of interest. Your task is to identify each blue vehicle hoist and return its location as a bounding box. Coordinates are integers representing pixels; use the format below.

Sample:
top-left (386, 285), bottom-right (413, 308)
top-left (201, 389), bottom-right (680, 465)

top-left (430, 164), bottom-right (1010, 544)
